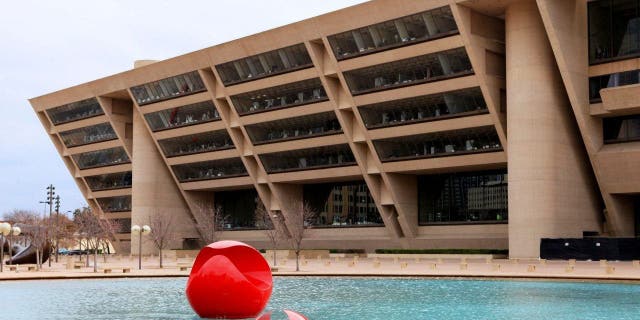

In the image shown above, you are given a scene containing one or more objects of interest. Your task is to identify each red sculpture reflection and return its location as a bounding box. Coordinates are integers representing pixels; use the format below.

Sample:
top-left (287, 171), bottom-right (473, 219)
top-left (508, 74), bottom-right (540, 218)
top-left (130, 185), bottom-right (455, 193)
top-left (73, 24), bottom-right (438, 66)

top-left (185, 241), bottom-right (273, 319)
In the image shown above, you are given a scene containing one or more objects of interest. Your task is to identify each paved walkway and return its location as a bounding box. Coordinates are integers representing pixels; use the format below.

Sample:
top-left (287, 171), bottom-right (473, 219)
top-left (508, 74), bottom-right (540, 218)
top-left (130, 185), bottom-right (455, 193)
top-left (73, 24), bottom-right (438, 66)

top-left (1, 255), bottom-right (640, 283)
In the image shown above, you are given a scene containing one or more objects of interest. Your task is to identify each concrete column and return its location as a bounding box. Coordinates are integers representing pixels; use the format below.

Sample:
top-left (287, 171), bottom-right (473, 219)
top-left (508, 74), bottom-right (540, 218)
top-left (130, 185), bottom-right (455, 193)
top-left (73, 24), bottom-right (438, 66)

top-left (506, 0), bottom-right (600, 258)
top-left (131, 111), bottom-right (198, 255)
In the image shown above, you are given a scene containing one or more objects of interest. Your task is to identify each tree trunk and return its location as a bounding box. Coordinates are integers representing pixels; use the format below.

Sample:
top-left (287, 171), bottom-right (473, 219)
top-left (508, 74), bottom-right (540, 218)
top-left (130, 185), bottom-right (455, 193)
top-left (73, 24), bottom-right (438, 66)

top-left (273, 250), bottom-right (277, 266)
top-left (93, 249), bottom-right (98, 273)
top-left (295, 250), bottom-right (300, 271)
top-left (35, 248), bottom-right (40, 271)
top-left (159, 248), bottom-right (163, 269)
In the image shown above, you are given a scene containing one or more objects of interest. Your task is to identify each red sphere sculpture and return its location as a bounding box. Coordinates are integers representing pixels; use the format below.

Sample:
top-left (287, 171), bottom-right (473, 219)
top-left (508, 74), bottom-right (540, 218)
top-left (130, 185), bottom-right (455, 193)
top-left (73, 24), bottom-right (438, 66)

top-left (185, 241), bottom-right (273, 319)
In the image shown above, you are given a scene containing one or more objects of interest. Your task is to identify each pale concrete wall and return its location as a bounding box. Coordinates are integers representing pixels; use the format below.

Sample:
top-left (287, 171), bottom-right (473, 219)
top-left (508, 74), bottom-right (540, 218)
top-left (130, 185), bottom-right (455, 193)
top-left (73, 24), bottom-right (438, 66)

top-left (506, 0), bottom-right (601, 258)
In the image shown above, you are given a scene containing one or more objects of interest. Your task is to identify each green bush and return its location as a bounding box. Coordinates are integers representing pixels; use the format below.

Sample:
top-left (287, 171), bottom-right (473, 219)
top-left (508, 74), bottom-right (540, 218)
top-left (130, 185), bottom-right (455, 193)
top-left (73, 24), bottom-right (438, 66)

top-left (374, 249), bottom-right (508, 255)
top-left (329, 249), bottom-right (366, 254)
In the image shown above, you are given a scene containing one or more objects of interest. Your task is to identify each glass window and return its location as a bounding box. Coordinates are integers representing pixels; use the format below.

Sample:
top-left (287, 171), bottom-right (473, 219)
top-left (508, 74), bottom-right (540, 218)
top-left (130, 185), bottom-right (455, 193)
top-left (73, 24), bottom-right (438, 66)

top-left (328, 6), bottom-right (458, 60)
top-left (216, 189), bottom-right (264, 230)
top-left (589, 0), bottom-right (640, 64)
top-left (172, 158), bottom-right (247, 182)
top-left (72, 147), bottom-right (130, 170)
top-left (85, 171), bottom-right (132, 191)
top-left (144, 101), bottom-right (220, 132)
top-left (603, 115), bottom-right (640, 143)
top-left (59, 123), bottom-right (118, 148)
top-left (343, 47), bottom-right (473, 95)
top-left (46, 98), bottom-right (104, 125)
top-left (359, 87), bottom-right (487, 128)
top-left (97, 195), bottom-right (132, 213)
top-left (215, 44), bottom-right (313, 86)
top-left (131, 71), bottom-right (206, 106)
top-left (246, 112), bottom-right (341, 145)
top-left (589, 69), bottom-right (640, 102)
top-left (303, 181), bottom-right (383, 227)
top-left (230, 78), bottom-right (327, 115)
top-left (158, 130), bottom-right (233, 158)
top-left (418, 169), bottom-right (508, 224)
top-left (374, 126), bottom-right (502, 162)
top-left (260, 144), bottom-right (356, 173)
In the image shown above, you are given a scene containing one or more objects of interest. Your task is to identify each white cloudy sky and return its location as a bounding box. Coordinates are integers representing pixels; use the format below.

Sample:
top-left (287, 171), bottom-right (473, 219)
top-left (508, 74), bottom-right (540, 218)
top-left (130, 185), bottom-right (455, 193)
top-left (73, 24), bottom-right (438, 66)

top-left (0, 0), bottom-right (368, 216)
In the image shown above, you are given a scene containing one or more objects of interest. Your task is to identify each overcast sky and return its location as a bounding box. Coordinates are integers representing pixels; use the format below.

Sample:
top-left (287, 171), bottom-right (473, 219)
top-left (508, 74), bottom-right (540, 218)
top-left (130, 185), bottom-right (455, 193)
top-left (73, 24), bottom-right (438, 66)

top-left (0, 0), bottom-right (368, 216)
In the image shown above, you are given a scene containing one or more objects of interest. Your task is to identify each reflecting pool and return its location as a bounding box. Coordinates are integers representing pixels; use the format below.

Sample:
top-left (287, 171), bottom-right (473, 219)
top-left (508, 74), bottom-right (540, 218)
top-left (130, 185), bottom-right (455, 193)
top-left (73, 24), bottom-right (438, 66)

top-left (0, 277), bottom-right (639, 320)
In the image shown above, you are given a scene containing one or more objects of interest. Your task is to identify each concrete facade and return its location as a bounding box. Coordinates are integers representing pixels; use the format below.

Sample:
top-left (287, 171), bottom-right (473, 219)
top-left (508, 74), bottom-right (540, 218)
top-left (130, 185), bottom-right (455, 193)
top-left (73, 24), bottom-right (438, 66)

top-left (29, 0), bottom-right (640, 257)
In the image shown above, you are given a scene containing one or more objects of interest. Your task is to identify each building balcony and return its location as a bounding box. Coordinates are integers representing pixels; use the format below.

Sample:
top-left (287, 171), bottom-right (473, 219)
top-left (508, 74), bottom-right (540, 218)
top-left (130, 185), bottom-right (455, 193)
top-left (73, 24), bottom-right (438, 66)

top-left (46, 98), bottom-right (104, 126)
top-left (172, 158), bottom-right (248, 183)
top-left (260, 144), bottom-right (356, 174)
top-left (131, 71), bottom-right (206, 106)
top-left (374, 126), bottom-right (502, 163)
top-left (246, 111), bottom-right (341, 145)
top-left (328, 5), bottom-right (458, 61)
top-left (144, 100), bottom-right (220, 132)
top-left (216, 43), bottom-right (313, 86)
top-left (231, 78), bottom-right (328, 115)
top-left (359, 87), bottom-right (487, 129)
top-left (59, 122), bottom-right (118, 148)
top-left (72, 147), bottom-right (130, 170)
top-left (85, 171), bottom-right (132, 192)
top-left (158, 130), bottom-right (233, 158)
top-left (97, 195), bottom-right (132, 213)
top-left (344, 47), bottom-right (473, 96)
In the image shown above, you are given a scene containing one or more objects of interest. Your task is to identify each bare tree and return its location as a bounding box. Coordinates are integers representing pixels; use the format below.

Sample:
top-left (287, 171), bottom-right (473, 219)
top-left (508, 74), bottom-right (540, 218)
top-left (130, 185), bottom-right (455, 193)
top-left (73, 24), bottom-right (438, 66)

top-left (74, 208), bottom-right (116, 273)
top-left (254, 198), bottom-right (282, 266)
top-left (28, 216), bottom-right (49, 270)
top-left (3, 209), bottom-right (39, 224)
top-left (148, 211), bottom-right (176, 268)
top-left (193, 202), bottom-right (227, 245)
top-left (285, 201), bottom-right (316, 272)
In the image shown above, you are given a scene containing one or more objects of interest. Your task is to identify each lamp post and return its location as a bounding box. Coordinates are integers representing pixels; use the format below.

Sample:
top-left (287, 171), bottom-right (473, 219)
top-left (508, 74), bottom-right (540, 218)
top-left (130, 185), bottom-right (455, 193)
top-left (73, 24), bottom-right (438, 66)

top-left (7, 226), bottom-right (21, 266)
top-left (131, 225), bottom-right (151, 270)
top-left (0, 222), bottom-right (10, 272)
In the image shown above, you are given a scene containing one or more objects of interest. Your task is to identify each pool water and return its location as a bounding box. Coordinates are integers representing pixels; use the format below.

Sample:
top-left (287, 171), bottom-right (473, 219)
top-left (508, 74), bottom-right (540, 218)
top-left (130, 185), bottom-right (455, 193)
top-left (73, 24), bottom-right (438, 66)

top-left (0, 277), bottom-right (639, 320)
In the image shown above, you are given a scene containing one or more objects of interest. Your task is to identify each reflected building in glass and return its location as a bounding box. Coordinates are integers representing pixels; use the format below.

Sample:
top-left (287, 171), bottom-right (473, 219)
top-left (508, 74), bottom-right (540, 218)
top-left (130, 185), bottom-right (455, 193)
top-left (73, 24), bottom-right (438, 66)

top-left (30, 0), bottom-right (640, 258)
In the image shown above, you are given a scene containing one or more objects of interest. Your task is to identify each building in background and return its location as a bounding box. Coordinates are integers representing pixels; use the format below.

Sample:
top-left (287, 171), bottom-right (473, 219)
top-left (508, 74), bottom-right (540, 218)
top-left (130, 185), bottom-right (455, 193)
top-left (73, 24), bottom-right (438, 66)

top-left (30, 0), bottom-right (640, 257)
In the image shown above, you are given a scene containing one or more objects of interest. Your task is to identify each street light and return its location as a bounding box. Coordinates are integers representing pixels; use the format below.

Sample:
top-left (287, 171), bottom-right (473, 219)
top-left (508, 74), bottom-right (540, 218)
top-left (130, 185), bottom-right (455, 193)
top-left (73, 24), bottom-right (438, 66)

top-left (0, 222), bottom-right (11, 272)
top-left (131, 224), bottom-right (151, 270)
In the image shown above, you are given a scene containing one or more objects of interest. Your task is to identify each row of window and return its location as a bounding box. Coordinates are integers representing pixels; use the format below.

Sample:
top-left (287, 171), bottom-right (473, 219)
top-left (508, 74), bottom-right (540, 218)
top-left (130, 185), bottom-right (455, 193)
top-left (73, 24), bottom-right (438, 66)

top-left (172, 158), bottom-right (248, 183)
top-left (418, 170), bottom-right (508, 224)
top-left (589, 0), bottom-right (640, 64)
top-left (158, 130), bottom-right (233, 158)
top-left (85, 171), bottom-right (132, 191)
top-left (46, 98), bottom-right (104, 126)
top-left (260, 144), bottom-right (356, 174)
top-left (97, 195), bottom-right (131, 213)
top-left (373, 126), bottom-right (502, 162)
top-left (163, 170), bottom-right (507, 231)
top-left (130, 71), bottom-right (206, 106)
top-left (59, 122), bottom-right (117, 148)
top-left (230, 78), bottom-right (327, 115)
top-left (328, 6), bottom-right (458, 60)
top-left (216, 43), bottom-right (313, 86)
top-left (604, 115), bottom-right (640, 143)
top-left (72, 147), bottom-right (130, 170)
top-left (246, 112), bottom-right (341, 145)
top-left (144, 100), bottom-right (220, 132)
top-left (344, 47), bottom-right (473, 95)
top-left (169, 126), bottom-right (502, 180)
top-left (589, 69), bottom-right (640, 102)
top-left (359, 87), bottom-right (487, 128)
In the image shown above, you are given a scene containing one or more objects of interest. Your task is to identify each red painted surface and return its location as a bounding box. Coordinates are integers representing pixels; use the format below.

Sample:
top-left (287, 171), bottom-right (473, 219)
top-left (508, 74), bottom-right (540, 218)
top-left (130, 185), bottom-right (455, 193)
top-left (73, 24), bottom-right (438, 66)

top-left (185, 241), bottom-right (273, 319)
